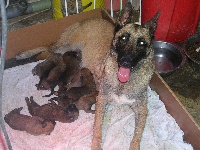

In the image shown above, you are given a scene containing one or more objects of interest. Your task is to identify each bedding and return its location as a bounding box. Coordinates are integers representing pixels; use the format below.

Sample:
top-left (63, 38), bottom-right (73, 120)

top-left (2, 61), bottom-right (193, 150)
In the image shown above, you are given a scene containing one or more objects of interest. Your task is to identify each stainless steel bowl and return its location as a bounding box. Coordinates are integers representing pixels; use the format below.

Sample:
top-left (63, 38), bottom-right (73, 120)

top-left (184, 32), bottom-right (200, 71)
top-left (153, 41), bottom-right (186, 76)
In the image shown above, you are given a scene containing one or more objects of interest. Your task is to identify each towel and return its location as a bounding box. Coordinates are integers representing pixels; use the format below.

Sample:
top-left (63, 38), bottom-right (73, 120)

top-left (2, 61), bottom-right (193, 150)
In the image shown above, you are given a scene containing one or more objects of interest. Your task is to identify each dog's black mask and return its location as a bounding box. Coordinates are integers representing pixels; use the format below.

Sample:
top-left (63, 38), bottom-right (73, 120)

top-left (114, 32), bottom-right (149, 70)
top-left (112, 2), bottom-right (159, 82)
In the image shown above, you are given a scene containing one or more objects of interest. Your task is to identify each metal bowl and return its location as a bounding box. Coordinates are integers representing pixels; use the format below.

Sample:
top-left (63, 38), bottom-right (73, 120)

top-left (153, 41), bottom-right (186, 76)
top-left (184, 32), bottom-right (200, 71)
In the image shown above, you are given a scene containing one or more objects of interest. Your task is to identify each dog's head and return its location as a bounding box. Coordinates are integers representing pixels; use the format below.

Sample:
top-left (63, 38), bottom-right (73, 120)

top-left (112, 2), bottom-right (159, 83)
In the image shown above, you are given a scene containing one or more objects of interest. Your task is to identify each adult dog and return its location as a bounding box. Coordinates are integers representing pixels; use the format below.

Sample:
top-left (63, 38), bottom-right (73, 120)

top-left (16, 2), bottom-right (159, 149)
top-left (91, 3), bottom-right (159, 149)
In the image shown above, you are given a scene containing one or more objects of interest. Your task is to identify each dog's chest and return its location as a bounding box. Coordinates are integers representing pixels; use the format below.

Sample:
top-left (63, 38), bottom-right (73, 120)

top-left (101, 56), bottom-right (140, 105)
top-left (110, 93), bottom-right (136, 105)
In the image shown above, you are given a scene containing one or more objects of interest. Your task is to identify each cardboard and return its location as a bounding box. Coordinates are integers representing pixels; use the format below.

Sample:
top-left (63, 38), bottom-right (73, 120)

top-left (150, 73), bottom-right (200, 150)
top-left (5, 8), bottom-right (200, 150)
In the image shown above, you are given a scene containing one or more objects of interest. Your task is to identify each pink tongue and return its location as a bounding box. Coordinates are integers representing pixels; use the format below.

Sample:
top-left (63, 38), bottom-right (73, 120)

top-left (118, 67), bottom-right (131, 83)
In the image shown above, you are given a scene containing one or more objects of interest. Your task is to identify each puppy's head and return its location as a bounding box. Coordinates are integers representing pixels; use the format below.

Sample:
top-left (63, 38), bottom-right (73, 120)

top-left (112, 2), bottom-right (160, 83)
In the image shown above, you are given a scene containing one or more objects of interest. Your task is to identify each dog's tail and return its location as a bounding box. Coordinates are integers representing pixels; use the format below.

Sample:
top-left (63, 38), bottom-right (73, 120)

top-left (15, 47), bottom-right (48, 60)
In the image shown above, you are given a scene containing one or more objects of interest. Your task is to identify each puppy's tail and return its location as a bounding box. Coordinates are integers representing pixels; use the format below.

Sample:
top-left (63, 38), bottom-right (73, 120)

top-left (15, 47), bottom-right (48, 60)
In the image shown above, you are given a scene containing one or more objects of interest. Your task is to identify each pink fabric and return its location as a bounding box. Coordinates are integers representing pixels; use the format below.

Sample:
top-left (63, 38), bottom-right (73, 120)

top-left (0, 131), bottom-right (7, 150)
top-left (2, 61), bottom-right (193, 150)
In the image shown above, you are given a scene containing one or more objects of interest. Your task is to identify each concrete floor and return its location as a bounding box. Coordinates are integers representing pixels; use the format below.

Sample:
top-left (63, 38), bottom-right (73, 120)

top-left (6, 9), bottom-right (53, 31)
top-left (4, 8), bottom-right (200, 126)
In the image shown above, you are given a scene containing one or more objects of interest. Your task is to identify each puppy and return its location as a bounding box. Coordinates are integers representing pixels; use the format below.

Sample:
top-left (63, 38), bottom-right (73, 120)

top-left (52, 68), bottom-right (97, 108)
top-left (57, 50), bottom-right (82, 91)
top-left (32, 53), bottom-right (61, 78)
top-left (75, 90), bottom-right (98, 114)
top-left (38, 61), bottom-right (66, 92)
top-left (34, 51), bottom-right (82, 97)
top-left (64, 67), bottom-right (96, 91)
top-left (16, 2), bottom-right (159, 149)
top-left (4, 107), bottom-right (55, 135)
top-left (32, 53), bottom-right (64, 91)
top-left (25, 96), bottom-right (79, 123)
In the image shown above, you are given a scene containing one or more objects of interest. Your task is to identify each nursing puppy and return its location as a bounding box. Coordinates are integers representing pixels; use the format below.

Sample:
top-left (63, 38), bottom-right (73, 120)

top-left (16, 2), bottom-right (159, 149)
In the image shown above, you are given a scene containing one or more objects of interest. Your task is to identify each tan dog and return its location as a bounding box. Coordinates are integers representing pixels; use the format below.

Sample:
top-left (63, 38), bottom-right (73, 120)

top-left (91, 3), bottom-right (159, 149)
top-left (16, 2), bottom-right (159, 149)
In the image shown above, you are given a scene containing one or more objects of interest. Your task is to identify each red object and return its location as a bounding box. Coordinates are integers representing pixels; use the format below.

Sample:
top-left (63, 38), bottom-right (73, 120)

top-left (0, 132), bottom-right (7, 150)
top-left (142, 0), bottom-right (200, 42)
top-left (104, 0), bottom-right (128, 11)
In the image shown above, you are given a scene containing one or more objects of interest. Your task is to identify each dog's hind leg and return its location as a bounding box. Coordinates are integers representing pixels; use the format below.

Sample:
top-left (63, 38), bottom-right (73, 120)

top-left (130, 99), bottom-right (148, 150)
top-left (91, 95), bottom-right (107, 150)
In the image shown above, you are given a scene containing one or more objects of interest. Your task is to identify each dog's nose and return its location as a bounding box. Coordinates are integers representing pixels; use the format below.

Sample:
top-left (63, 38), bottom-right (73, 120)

top-left (119, 56), bottom-right (132, 68)
top-left (120, 61), bottom-right (132, 68)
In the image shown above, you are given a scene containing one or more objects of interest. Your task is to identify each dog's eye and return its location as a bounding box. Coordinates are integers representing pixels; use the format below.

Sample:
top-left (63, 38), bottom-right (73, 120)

top-left (119, 33), bottom-right (130, 44)
top-left (139, 41), bottom-right (144, 45)
top-left (137, 38), bottom-right (147, 47)
top-left (122, 36), bottom-right (126, 40)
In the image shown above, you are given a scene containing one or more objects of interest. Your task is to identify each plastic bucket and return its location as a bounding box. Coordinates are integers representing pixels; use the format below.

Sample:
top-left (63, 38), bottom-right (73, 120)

top-left (83, 0), bottom-right (104, 12)
top-left (52, 0), bottom-right (63, 19)
top-left (52, 0), bottom-right (104, 19)
top-left (142, 0), bottom-right (200, 42)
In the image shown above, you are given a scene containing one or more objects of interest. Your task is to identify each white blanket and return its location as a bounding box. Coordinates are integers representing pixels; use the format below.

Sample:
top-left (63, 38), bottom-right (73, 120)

top-left (2, 61), bottom-right (193, 150)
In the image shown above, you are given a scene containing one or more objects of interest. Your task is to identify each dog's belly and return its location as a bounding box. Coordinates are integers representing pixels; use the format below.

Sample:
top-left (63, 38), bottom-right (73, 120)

top-left (64, 19), bottom-right (115, 86)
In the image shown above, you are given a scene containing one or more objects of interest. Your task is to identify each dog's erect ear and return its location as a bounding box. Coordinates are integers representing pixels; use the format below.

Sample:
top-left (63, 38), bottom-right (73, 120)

top-left (143, 11), bottom-right (160, 40)
top-left (115, 2), bottom-right (134, 33)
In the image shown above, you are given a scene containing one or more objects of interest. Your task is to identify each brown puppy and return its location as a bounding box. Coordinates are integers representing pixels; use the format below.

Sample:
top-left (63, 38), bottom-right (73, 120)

top-left (65, 67), bottom-right (96, 90)
top-left (35, 51), bottom-right (82, 97)
top-left (57, 50), bottom-right (82, 91)
top-left (58, 67), bottom-right (96, 96)
top-left (48, 95), bottom-right (75, 109)
top-left (38, 61), bottom-right (66, 91)
top-left (33, 53), bottom-right (65, 91)
top-left (53, 86), bottom-right (91, 106)
top-left (32, 53), bottom-right (61, 78)
top-left (75, 90), bottom-right (98, 114)
top-left (4, 107), bottom-right (55, 135)
top-left (25, 96), bottom-right (79, 123)
top-left (52, 68), bottom-right (97, 108)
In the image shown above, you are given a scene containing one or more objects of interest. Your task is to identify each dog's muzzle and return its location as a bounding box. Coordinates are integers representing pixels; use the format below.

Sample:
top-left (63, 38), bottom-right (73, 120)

top-left (118, 55), bottom-right (133, 83)
top-left (119, 54), bottom-right (133, 69)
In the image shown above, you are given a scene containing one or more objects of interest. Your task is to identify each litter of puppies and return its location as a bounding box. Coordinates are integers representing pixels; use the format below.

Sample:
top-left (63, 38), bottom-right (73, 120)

top-left (4, 51), bottom-right (98, 135)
